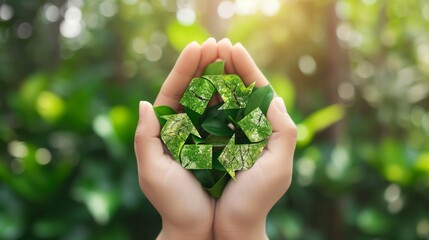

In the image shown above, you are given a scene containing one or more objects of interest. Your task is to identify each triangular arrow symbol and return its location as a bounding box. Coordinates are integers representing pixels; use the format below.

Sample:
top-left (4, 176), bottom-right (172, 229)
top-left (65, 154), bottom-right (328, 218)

top-left (217, 134), bottom-right (266, 179)
top-left (160, 114), bottom-right (200, 162)
top-left (203, 74), bottom-right (254, 110)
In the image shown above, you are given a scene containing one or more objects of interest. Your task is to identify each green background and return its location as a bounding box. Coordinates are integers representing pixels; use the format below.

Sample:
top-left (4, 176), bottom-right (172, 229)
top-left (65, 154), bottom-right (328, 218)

top-left (1, 0), bottom-right (429, 239)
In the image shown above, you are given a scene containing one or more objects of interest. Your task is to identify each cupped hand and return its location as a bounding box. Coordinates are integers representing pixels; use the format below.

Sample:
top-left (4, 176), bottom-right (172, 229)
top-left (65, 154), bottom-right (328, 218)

top-left (214, 39), bottom-right (298, 240)
top-left (134, 38), bottom-right (219, 240)
top-left (135, 38), bottom-right (297, 240)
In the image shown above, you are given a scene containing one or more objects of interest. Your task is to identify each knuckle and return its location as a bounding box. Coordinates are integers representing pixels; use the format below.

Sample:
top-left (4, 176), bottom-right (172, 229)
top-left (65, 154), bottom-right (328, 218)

top-left (138, 171), bottom-right (157, 191)
top-left (288, 122), bottom-right (298, 140)
top-left (134, 131), bottom-right (143, 145)
top-left (260, 158), bottom-right (293, 192)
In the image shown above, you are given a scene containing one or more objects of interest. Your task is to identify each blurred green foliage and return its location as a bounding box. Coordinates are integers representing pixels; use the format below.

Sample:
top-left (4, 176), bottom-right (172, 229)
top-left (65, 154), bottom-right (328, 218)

top-left (1, 0), bottom-right (429, 239)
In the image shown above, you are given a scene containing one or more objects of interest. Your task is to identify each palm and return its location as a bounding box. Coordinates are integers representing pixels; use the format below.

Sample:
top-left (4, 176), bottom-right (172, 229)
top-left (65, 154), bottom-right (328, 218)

top-left (150, 154), bottom-right (214, 227)
top-left (213, 39), bottom-right (296, 238)
top-left (135, 39), bottom-right (219, 237)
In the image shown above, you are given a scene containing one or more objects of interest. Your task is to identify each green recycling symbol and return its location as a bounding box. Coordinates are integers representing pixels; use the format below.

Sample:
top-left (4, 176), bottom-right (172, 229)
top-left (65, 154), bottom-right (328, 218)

top-left (155, 61), bottom-right (274, 197)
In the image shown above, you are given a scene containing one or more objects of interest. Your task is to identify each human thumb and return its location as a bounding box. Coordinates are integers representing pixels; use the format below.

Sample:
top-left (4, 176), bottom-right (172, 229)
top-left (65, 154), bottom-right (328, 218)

top-left (266, 97), bottom-right (297, 155)
top-left (134, 101), bottom-right (164, 164)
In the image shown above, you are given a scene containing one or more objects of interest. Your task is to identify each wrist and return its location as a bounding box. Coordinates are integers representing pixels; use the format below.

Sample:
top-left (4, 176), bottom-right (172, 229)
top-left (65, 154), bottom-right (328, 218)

top-left (157, 220), bottom-right (213, 240)
top-left (214, 218), bottom-right (268, 240)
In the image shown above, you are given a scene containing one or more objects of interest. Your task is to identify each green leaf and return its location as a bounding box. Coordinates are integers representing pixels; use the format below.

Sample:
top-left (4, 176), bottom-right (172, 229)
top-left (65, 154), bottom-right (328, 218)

top-left (224, 108), bottom-right (240, 123)
top-left (245, 85), bottom-right (274, 116)
top-left (302, 104), bottom-right (344, 132)
top-left (212, 152), bottom-right (226, 171)
top-left (192, 170), bottom-right (216, 187)
top-left (201, 102), bottom-right (228, 124)
top-left (204, 172), bottom-right (230, 199)
top-left (154, 106), bottom-right (176, 127)
top-left (297, 104), bottom-right (344, 146)
top-left (192, 168), bottom-right (230, 199)
top-left (191, 135), bottom-right (204, 144)
top-left (184, 107), bottom-right (201, 129)
top-left (203, 135), bottom-right (230, 147)
top-left (203, 61), bottom-right (225, 75)
top-left (201, 118), bottom-right (234, 137)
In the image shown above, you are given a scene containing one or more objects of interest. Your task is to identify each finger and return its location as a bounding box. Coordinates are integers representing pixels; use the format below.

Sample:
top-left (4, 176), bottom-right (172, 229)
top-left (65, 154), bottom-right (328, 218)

top-left (195, 37), bottom-right (218, 76)
top-left (134, 101), bottom-right (169, 171)
top-left (231, 43), bottom-right (270, 87)
top-left (256, 97), bottom-right (296, 193)
top-left (266, 97), bottom-right (297, 156)
top-left (154, 42), bottom-right (202, 110)
top-left (217, 38), bottom-right (235, 74)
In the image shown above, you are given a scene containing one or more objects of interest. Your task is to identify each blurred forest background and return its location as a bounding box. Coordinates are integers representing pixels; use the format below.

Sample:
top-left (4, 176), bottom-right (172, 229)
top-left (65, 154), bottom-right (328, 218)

top-left (1, 0), bottom-right (429, 239)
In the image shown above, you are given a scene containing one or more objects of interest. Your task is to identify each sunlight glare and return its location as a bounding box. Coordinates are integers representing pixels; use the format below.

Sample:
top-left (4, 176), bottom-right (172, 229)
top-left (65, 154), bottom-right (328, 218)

top-left (60, 7), bottom-right (82, 38)
top-left (261, 0), bottom-right (280, 16)
top-left (235, 0), bottom-right (258, 15)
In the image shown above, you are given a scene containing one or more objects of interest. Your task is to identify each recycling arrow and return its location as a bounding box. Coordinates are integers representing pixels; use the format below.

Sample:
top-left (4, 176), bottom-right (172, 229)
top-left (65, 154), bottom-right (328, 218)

top-left (217, 134), bottom-right (267, 179)
top-left (160, 113), bottom-right (200, 161)
top-left (156, 60), bottom-right (274, 197)
top-left (203, 74), bottom-right (254, 110)
top-left (179, 77), bottom-right (216, 115)
top-left (238, 107), bottom-right (272, 143)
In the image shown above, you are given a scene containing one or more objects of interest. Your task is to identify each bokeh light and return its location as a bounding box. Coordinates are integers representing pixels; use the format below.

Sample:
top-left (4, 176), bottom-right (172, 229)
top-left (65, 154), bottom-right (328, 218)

top-left (298, 55), bottom-right (317, 76)
top-left (60, 6), bottom-right (83, 38)
top-left (0, 4), bottom-right (13, 21)
top-left (44, 4), bottom-right (60, 22)
top-left (217, 1), bottom-right (235, 19)
top-left (8, 141), bottom-right (28, 159)
top-left (176, 7), bottom-right (195, 26)
top-left (16, 22), bottom-right (32, 39)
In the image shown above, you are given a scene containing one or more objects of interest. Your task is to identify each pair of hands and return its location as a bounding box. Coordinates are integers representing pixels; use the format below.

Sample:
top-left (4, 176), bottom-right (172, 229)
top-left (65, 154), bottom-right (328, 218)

top-left (134, 38), bottom-right (297, 240)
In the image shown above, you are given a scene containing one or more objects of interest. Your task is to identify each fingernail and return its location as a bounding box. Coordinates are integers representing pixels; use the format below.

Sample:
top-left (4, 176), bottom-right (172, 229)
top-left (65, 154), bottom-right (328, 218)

top-left (204, 37), bottom-right (216, 44)
top-left (189, 41), bottom-right (199, 47)
top-left (275, 97), bottom-right (286, 113)
top-left (220, 38), bottom-right (232, 45)
top-left (139, 101), bottom-right (148, 118)
top-left (234, 42), bottom-right (244, 48)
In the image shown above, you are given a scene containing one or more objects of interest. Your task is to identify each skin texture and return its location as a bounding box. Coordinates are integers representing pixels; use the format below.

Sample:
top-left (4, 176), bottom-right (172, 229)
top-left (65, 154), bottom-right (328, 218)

top-left (134, 38), bottom-right (297, 239)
